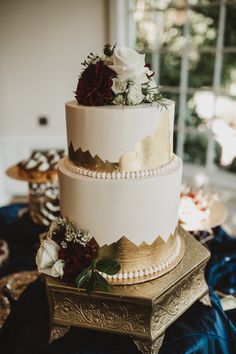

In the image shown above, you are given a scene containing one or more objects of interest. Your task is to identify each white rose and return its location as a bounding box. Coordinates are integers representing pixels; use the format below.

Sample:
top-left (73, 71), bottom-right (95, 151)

top-left (36, 238), bottom-right (60, 271)
top-left (127, 83), bottom-right (144, 105)
top-left (112, 94), bottom-right (125, 105)
top-left (111, 78), bottom-right (127, 94)
top-left (109, 46), bottom-right (152, 83)
top-left (50, 259), bottom-right (65, 278)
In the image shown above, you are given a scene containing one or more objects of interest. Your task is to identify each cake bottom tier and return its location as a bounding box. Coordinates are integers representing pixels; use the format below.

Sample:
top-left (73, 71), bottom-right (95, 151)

top-left (58, 156), bottom-right (183, 284)
top-left (58, 156), bottom-right (182, 247)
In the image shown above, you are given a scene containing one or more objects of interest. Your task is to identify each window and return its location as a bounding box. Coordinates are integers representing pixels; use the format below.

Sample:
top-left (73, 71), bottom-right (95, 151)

top-left (119, 0), bottom-right (236, 186)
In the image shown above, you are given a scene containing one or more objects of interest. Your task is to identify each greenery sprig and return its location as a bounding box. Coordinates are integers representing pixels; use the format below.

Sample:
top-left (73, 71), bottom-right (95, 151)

top-left (52, 217), bottom-right (92, 247)
top-left (103, 43), bottom-right (117, 57)
top-left (75, 258), bottom-right (121, 295)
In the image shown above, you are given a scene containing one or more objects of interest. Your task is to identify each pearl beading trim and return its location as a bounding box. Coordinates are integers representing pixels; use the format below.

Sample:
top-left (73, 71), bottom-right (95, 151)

top-left (100, 235), bottom-right (181, 281)
top-left (64, 155), bottom-right (178, 180)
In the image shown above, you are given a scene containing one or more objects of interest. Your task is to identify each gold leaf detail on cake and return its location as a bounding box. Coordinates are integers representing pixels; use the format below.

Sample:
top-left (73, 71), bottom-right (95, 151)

top-left (68, 110), bottom-right (172, 172)
top-left (98, 231), bottom-right (177, 274)
top-left (69, 143), bottom-right (119, 172)
top-left (119, 110), bottom-right (171, 171)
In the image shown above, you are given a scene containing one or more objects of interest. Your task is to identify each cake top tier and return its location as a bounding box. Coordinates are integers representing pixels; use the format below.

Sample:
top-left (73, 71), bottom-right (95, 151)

top-left (66, 100), bottom-right (174, 172)
top-left (74, 44), bottom-right (164, 107)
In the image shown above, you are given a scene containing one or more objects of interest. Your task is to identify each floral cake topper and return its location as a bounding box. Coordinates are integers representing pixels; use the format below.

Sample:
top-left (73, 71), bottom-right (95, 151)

top-left (75, 44), bottom-right (164, 106)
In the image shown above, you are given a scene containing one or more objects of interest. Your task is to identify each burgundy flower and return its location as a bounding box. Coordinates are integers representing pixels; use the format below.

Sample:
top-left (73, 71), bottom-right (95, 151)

top-left (58, 238), bottom-right (99, 283)
top-left (75, 61), bottom-right (117, 106)
top-left (145, 63), bottom-right (155, 78)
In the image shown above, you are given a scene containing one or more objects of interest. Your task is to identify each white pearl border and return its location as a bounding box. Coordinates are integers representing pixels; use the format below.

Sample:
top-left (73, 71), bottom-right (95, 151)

top-left (64, 155), bottom-right (178, 180)
top-left (100, 235), bottom-right (181, 281)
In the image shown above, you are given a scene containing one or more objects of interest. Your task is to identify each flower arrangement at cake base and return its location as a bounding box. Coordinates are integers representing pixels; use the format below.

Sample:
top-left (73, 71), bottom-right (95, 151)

top-left (36, 217), bottom-right (185, 291)
top-left (36, 217), bottom-right (121, 294)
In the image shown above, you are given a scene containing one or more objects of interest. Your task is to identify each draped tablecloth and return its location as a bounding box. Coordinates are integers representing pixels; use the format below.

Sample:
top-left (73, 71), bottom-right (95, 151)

top-left (0, 204), bottom-right (236, 354)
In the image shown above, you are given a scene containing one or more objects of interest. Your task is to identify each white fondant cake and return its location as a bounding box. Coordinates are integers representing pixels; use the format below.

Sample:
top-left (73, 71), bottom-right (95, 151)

top-left (66, 100), bottom-right (174, 172)
top-left (58, 154), bottom-right (182, 246)
top-left (59, 100), bottom-right (183, 284)
top-left (57, 45), bottom-right (183, 285)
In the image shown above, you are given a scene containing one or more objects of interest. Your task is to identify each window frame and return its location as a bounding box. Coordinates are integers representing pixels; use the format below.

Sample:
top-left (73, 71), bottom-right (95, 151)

top-left (109, 0), bottom-right (236, 189)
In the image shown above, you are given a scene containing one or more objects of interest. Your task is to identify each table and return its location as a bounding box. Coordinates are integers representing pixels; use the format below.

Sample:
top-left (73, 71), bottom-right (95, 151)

top-left (0, 204), bottom-right (236, 353)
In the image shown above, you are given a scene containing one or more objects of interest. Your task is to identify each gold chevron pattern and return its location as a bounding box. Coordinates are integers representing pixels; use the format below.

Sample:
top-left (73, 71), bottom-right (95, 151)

top-left (98, 230), bottom-right (177, 274)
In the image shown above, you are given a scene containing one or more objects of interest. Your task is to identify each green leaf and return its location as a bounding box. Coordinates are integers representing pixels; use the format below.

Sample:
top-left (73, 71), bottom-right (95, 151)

top-left (94, 271), bottom-right (109, 293)
top-left (91, 258), bottom-right (97, 268)
top-left (75, 268), bottom-right (91, 288)
top-left (76, 269), bottom-right (110, 295)
top-left (86, 270), bottom-right (97, 295)
top-left (96, 258), bottom-right (121, 275)
top-left (75, 259), bottom-right (120, 295)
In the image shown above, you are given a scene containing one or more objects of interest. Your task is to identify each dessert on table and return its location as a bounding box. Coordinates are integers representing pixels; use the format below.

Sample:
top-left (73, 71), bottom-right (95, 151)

top-left (17, 149), bottom-right (64, 183)
top-left (6, 149), bottom-right (64, 226)
top-left (179, 186), bottom-right (228, 233)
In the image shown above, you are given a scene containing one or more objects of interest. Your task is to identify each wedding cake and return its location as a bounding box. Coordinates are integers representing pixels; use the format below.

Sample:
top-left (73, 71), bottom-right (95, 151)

top-left (36, 45), bottom-right (183, 289)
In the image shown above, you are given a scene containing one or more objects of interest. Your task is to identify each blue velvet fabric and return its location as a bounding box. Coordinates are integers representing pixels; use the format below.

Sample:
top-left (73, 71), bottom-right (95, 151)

top-left (0, 203), bottom-right (25, 225)
top-left (159, 290), bottom-right (236, 354)
top-left (207, 227), bottom-right (236, 296)
top-left (0, 205), bottom-right (236, 354)
top-left (0, 204), bottom-right (46, 278)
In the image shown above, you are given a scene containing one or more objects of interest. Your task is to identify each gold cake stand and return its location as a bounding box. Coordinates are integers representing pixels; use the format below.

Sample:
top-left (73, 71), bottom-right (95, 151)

top-left (45, 227), bottom-right (210, 354)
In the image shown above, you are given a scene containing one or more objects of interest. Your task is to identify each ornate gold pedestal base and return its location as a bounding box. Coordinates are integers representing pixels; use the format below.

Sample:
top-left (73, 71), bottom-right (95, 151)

top-left (45, 227), bottom-right (210, 354)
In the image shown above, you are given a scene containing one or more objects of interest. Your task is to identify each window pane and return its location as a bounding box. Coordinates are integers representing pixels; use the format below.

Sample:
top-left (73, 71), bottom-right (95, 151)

top-left (160, 52), bottom-right (181, 86)
top-left (212, 96), bottom-right (236, 173)
top-left (224, 5), bottom-right (236, 47)
top-left (133, 5), bottom-right (185, 52)
top-left (192, 90), bottom-right (218, 121)
top-left (187, 6), bottom-right (219, 89)
top-left (189, 7), bottom-right (219, 49)
top-left (131, 0), bottom-right (185, 12)
top-left (183, 132), bottom-right (208, 165)
top-left (188, 51), bottom-right (215, 88)
top-left (135, 10), bottom-right (160, 52)
top-left (221, 53), bottom-right (236, 96)
top-left (131, 0), bottom-right (236, 175)
top-left (185, 94), bottom-right (208, 129)
top-left (161, 9), bottom-right (185, 52)
top-left (188, 0), bottom-right (214, 5)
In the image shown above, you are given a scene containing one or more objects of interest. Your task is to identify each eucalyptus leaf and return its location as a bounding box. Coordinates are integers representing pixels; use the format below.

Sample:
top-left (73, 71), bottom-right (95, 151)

top-left (75, 268), bottom-right (91, 288)
top-left (86, 270), bottom-right (97, 295)
top-left (96, 259), bottom-right (121, 275)
top-left (94, 271), bottom-right (109, 293)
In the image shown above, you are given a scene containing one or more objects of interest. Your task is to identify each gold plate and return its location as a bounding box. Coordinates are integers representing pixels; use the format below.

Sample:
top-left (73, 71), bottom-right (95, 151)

top-left (6, 165), bottom-right (58, 183)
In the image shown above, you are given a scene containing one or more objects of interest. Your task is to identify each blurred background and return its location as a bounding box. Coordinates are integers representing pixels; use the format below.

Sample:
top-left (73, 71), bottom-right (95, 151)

top-left (0, 0), bottom-right (236, 222)
top-left (128, 0), bottom-right (236, 183)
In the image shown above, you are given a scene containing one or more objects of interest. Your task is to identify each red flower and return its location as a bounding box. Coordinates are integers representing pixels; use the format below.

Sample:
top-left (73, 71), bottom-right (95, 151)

top-left (145, 63), bottom-right (155, 78)
top-left (75, 61), bottom-right (117, 106)
top-left (58, 238), bottom-right (99, 283)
